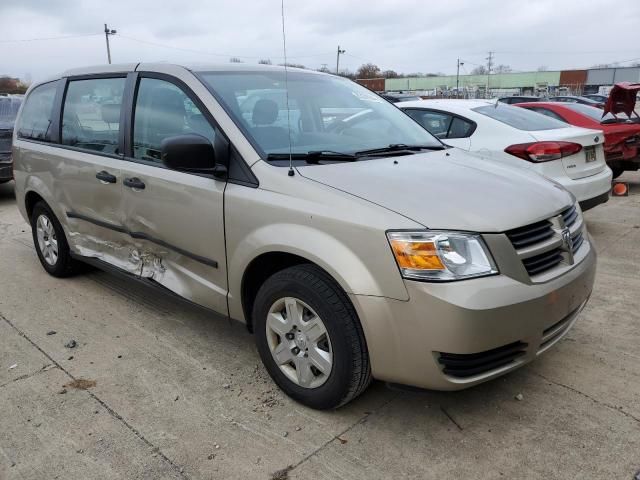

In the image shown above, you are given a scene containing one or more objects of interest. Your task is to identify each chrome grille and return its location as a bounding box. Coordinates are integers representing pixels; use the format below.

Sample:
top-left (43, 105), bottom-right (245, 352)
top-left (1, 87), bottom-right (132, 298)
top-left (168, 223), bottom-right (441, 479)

top-left (506, 205), bottom-right (586, 278)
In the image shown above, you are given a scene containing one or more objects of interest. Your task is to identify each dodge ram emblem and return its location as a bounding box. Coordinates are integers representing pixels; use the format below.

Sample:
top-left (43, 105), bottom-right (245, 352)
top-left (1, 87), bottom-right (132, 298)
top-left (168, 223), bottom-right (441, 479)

top-left (561, 228), bottom-right (574, 265)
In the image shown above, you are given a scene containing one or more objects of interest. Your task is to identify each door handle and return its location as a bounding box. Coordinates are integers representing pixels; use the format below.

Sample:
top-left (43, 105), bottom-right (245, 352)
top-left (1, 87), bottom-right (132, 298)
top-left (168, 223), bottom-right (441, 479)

top-left (123, 177), bottom-right (146, 190)
top-left (96, 170), bottom-right (117, 184)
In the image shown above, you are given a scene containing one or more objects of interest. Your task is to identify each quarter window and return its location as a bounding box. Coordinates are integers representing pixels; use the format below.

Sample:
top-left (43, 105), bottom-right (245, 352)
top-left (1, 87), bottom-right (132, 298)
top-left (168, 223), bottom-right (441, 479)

top-left (448, 117), bottom-right (475, 138)
top-left (405, 109), bottom-right (475, 139)
top-left (17, 82), bottom-right (57, 141)
top-left (405, 109), bottom-right (452, 139)
top-left (132, 78), bottom-right (215, 163)
top-left (527, 107), bottom-right (567, 123)
top-left (61, 77), bottom-right (126, 154)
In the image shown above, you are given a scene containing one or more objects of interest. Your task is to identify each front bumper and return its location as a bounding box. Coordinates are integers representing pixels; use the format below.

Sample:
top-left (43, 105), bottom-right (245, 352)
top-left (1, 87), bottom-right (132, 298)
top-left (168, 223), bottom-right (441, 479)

top-left (350, 235), bottom-right (596, 390)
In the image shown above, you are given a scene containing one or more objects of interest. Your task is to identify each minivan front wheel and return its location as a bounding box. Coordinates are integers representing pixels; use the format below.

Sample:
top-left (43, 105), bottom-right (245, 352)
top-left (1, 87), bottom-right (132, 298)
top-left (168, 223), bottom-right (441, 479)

top-left (30, 201), bottom-right (79, 277)
top-left (253, 264), bottom-right (371, 409)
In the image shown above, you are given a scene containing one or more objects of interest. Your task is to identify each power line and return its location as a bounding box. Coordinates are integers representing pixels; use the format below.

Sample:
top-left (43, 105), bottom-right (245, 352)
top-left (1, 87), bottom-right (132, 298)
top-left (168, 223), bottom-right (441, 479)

top-left (117, 34), bottom-right (332, 60)
top-left (0, 33), bottom-right (101, 43)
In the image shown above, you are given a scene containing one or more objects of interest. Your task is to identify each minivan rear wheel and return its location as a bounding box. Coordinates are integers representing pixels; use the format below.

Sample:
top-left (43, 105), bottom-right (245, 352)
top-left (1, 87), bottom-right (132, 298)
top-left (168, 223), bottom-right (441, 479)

top-left (253, 264), bottom-right (371, 409)
top-left (30, 201), bottom-right (80, 277)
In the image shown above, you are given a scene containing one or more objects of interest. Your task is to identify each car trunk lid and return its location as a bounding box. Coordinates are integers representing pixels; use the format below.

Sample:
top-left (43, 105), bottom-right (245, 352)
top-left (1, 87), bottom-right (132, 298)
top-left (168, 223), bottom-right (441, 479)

top-left (528, 127), bottom-right (606, 179)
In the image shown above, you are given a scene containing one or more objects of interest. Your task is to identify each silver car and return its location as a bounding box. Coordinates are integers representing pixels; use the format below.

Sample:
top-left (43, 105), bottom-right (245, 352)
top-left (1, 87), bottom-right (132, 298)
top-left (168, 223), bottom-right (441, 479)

top-left (12, 64), bottom-right (596, 409)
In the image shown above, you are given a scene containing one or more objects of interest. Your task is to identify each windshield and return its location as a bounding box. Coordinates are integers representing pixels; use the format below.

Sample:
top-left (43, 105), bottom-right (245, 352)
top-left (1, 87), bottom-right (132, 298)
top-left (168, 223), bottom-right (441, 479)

top-left (197, 70), bottom-right (441, 161)
top-left (0, 97), bottom-right (22, 129)
top-left (473, 103), bottom-right (568, 131)
top-left (564, 103), bottom-right (635, 123)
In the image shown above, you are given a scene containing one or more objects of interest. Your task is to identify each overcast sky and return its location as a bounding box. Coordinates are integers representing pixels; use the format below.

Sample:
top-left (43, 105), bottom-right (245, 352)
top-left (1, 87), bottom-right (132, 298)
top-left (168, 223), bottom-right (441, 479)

top-left (2, 0), bottom-right (640, 82)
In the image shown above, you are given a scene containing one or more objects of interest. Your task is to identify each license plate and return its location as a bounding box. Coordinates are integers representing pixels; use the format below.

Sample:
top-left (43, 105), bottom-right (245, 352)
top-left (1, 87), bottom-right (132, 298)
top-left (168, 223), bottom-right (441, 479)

top-left (585, 146), bottom-right (596, 163)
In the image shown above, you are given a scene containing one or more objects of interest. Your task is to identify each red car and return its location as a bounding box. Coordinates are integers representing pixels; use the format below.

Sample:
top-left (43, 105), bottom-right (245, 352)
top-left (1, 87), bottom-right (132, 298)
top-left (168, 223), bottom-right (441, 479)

top-left (517, 101), bottom-right (640, 179)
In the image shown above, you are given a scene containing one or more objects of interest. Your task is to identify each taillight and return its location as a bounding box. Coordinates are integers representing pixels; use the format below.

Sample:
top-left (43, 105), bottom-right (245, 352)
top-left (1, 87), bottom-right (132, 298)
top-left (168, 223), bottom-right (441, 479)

top-left (504, 141), bottom-right (582, 162)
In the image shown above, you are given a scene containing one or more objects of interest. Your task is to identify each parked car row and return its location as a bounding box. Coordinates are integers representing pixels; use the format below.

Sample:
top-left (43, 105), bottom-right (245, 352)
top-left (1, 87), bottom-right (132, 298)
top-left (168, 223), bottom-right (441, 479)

top-left (499, 95), bottom-right (605, 108)
top-left (399, 99), bottom-right (612, 210)
top-left (0, 95), bottom-right (22, 183)
top-left (13, 64), bottom-right (597, 409)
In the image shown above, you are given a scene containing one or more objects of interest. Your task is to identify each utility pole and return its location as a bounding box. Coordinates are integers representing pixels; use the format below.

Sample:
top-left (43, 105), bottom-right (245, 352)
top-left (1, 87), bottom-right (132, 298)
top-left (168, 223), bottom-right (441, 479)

top-left (336, 45), bottom-right (345, 75)
top-left (104, 24), bottom-right (117, 64)
top-left (486, 51), bottom-right (494, 98)
top-left (456, 58), bottom-right (464, 98)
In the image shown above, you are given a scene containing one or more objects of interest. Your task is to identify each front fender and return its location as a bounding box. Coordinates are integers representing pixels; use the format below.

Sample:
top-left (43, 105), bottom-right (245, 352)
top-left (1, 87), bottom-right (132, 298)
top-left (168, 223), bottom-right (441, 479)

top-left (227, 223), bottom-right (409, 323)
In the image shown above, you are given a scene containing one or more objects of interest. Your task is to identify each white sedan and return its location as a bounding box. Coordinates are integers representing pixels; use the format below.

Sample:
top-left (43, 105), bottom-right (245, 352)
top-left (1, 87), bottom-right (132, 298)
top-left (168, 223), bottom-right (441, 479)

top-left (399, 99), bottom-right (613, 211)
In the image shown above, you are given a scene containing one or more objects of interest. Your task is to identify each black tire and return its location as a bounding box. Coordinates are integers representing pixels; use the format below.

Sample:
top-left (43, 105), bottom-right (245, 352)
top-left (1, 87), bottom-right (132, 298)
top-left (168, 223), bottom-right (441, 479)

top-left (610, 165), bottom-right (625, 180)
top-left (30, 201), bottom-right (80, 277)
top-left (253, 264), bottom-right (371, 409)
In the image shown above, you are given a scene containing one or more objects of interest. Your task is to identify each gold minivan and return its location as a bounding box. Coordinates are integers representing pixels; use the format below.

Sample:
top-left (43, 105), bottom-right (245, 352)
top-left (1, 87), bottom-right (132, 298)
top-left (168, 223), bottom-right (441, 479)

top-left (13, 63), bottom-right (596, 409)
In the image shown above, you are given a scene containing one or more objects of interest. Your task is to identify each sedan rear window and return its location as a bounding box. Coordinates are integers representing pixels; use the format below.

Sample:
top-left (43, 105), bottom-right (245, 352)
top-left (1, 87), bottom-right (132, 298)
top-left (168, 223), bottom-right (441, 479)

top-left (473, 104), bottom-right (567, 131)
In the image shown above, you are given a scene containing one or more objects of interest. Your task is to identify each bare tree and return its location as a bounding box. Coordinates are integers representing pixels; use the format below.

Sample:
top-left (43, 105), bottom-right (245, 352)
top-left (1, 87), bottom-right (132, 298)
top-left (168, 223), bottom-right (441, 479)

top-left (278, 63), bottom-right (306, 69)
top-left (471, 65), bottom-right (487, 75)
top-left (537, 65), bottom-right (549, 71)
top-left (229, 57), bottom-right (243, 63)
top-left (258, 59), bottom-right (272, 65)
top-left (493, 64), bottom-right (512, 74)
top-left (381, 69), bottom-right (399, 79)
top-left (338, 69), bottom-right (356, 80)
top-left (356, 63), bottom-right (381, 79)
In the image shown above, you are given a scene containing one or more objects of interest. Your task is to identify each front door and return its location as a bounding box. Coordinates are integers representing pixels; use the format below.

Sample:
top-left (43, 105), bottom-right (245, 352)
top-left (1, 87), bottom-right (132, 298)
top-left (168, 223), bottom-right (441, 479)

top-left (119, 75), bottom-right (228, 314)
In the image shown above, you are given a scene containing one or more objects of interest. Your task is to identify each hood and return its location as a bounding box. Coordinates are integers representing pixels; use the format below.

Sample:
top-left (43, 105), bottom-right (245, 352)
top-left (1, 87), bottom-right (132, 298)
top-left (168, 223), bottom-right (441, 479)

top-left (604, 82), bottom-right (640, 117)
top-left (297, 149), bottom-right (573, 232)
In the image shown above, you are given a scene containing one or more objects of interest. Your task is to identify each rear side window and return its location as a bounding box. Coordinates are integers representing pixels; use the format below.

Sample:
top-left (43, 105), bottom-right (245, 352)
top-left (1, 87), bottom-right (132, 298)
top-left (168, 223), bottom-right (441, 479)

top-left (527, 107), bottom-right (567, 123)
top-left (405, 109), bottom-right (475, 139)
top-left (17, 82), bottom-right (57, 141)
top-left (448, 117), bottom-right (475, 138)
top-left (61, 77), bottom-right (126, 154)
top-left (473, 104), bottom-right (567, 131)
top-left (132, 78), bottom-right (216, 163)
top-left (405, 109), bottom-right (452, 138)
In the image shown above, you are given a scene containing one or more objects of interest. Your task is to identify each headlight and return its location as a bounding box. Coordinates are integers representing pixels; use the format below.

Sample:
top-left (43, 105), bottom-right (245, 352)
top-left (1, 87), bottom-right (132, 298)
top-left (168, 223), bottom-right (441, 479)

top-left (387, 231), bottom-right (498, 281)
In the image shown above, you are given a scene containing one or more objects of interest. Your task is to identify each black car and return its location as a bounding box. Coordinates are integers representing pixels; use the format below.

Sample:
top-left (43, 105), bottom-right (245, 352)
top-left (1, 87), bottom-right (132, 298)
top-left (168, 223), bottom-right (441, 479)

top-left (582, 94), bottom-right (608, 103)
top-left (380, 93), bottom-right (423, 103)
top-left (0, 95), bottom-right (22, 183)
top-left (498, 96), bottom-right (541, 104)
top-left (548, 95), bottom-right (604, 108)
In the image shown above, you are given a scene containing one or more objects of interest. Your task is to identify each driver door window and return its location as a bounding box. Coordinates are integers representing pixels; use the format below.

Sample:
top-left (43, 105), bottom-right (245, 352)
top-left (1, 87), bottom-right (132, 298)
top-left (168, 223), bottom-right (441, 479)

top-left (133, 78), bottom-right (216, 163)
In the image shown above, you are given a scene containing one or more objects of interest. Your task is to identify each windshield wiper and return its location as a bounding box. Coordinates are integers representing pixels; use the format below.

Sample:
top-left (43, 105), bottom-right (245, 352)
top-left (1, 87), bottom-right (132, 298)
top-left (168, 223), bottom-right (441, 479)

top-left (355, 144), bottom-right (446, 157)
top-left (266, 150), bottom-right (357, 164)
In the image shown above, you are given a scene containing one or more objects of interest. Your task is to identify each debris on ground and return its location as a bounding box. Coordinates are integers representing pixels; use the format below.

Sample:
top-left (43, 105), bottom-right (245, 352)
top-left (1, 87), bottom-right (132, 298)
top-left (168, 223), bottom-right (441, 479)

top-left (295, 426), bottom-right (301, 431)
top-left (8, 364), bottom-right (17, 370)
top-left (271, 465), bottom-right (293, 480)
top-left (58, 388), bottom-right (67, 394)
top-left (64, 339), bottom-right (77, 349)
top-left (46, 330), bottom-right (56, 336)
top-left (283, 431), bottom-right (288, 437)
top-left (174, 395), bottom-right (179, 402)
top-left (207, 453), bottom-right (215, 460)
top-left (514, 393), bottom-right (524, 401)
top-left (68, 356), bottom-right (74, 361)
top-left (223, 383), bottom-right (231, 389)
top-left (64, 379), bottom-right (96, 390)
top-left (338, 436), bottom-right (348, 444)
top-left (214, 443), bottom-right (220, 449)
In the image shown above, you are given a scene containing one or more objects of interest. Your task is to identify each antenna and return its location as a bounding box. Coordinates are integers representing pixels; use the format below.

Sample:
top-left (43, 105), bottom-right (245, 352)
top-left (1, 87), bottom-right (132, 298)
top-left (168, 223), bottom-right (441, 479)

top-left (280, 0), bottom-right (295, 177)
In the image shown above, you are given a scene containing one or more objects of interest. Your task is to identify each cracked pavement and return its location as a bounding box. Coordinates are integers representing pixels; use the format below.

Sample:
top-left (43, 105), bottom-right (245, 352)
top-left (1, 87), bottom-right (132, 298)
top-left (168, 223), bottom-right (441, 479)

top-left (1, 173), bottom-right (639, 480)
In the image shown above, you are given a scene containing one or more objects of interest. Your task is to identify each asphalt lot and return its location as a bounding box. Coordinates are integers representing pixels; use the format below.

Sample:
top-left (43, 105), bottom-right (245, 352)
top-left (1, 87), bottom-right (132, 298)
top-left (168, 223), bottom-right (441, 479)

top-left (0, 173), bottom-right (639, 480)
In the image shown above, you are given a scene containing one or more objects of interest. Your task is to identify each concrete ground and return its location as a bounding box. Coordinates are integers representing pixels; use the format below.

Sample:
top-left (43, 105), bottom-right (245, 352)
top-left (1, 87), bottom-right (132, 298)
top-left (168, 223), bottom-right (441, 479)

top-left (0, 173), bottom-right (639, 480)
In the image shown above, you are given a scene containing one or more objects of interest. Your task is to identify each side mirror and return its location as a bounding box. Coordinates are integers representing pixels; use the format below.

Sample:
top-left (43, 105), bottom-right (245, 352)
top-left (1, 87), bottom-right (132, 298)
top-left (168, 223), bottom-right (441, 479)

top-left (161, 134), bottom-right (226, 177)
